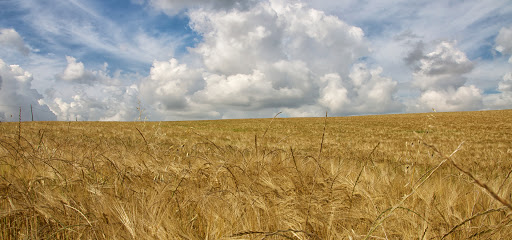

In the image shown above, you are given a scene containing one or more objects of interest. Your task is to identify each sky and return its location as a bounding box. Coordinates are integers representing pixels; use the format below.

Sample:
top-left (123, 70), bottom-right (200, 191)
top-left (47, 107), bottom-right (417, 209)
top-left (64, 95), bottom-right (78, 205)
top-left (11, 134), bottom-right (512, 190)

top-left (0, 0), bottom-right (511, 121)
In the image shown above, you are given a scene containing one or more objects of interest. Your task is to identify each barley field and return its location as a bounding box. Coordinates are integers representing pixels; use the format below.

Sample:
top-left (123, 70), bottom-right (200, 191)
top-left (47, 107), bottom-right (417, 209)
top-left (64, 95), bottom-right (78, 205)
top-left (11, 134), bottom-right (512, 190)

top-left (1, 110), bottom-right (512, 239)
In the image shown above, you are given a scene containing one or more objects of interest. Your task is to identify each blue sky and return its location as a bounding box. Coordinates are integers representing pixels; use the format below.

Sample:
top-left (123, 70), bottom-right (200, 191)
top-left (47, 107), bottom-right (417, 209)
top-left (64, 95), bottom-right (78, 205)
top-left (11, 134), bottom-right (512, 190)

top-left (0, 0), bottom-right (511, 121)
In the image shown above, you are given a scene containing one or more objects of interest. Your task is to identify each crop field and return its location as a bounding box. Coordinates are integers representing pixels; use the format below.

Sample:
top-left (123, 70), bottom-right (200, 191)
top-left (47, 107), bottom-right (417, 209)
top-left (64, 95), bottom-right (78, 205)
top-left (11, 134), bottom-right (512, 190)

top-left (1, 110), bottom-right (512, 239)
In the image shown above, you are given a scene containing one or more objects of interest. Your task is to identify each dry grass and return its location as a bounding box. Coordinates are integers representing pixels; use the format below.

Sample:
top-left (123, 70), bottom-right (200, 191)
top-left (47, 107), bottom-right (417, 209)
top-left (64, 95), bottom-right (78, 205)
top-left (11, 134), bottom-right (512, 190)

top-left (1, 109), bottom-right (512, 239)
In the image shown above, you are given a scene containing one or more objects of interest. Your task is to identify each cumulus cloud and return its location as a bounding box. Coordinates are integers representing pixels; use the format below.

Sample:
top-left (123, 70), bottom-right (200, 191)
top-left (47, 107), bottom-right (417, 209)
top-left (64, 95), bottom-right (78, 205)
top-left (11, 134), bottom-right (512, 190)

top-left (318, 73), bottom-right (349, 112)
top-left (414, 86), bottom-right (483, 112)
top-left (8, 0), bottom-right (409, 121)
top-left (347, 64), bottom-right (403, 113)
top-left (131, 0), bottom-right (406, 119)
top-left (193, 64), bottom-right (310, 109)
top-left (44, 56), bottom-right (140, 121)
top-left (57, 56), bottom-right (95, 83)
top-left (0, 28), bottom-right (30, 56)
top-left (484, 73), bottom-right (512, 109)
top-left (140, 58), bottom-right (203, 110)
top-left (316, 64), bottom-right (402, 115)
top-left (56, 56), bottom-right (122, 86)
top-left (155, 0), bottom-right (401, 118)
top-left (189, 1), bottom-right (367, 75)
top-left (188, 4), bottom-right (284, 75)
top-left (413, 41), bottom-right (474, 91)
top-left (3, 0), bottom-right (511, 121)
top-left (408, 41), bottom-right (483, 112)
top-left (45, 84), bottom-right (140, 121)
top-left (0, 58), bottom-right (56, 121)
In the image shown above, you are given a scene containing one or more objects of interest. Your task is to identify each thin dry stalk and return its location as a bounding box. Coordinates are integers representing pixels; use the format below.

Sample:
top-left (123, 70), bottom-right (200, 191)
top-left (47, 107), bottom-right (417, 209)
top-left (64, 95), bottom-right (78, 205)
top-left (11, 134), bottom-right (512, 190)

top-left (364, 142), bottom-right (460, 239)
top-left (290, 147), bottom-right (304, 188)
top-left (350, 142), bottom-right (380, 206)
top-left (305, 112), bottom-right (329, 230)
top-left (18, 107), bottom-right (21, 146)
top-left (498, 167), bottom-right (512, 194)
top-left (65, 204), bottom-right (98, 240)
top-left (424, 142), bottom-right (512, 211)
top-left (261, 112), bottom-right (282, 140)
top-left (317, 112), bottom-right (328, 161)
top-left (191, 130), bottom-right (222, 152)
top-left (441, 207), bottom-right (507, 239)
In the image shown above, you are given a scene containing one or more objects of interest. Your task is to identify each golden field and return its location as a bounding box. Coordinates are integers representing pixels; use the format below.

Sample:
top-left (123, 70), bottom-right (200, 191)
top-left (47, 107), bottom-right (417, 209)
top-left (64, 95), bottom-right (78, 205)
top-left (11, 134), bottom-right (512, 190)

top-left (1, 110), bottom-right (512, 239)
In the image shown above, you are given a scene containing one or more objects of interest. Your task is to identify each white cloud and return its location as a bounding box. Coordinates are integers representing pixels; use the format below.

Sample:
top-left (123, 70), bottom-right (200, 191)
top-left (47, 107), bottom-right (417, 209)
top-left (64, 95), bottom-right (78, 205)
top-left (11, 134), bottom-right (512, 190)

top-left (413, 41), bottom-right (473, 91)
top-left (12, 0), bottom-right (511, 120)
top-left (198, 59), bottom-right (314, 109)
top-left (140, 58), bottom-right (203, 110)
top-left (193, 66), bottom-right (307, 109)
top-left (188, 4), bottom-right (284, 75)
top-left (318, 73), bottom-right (349, 112)
top-left (56, 56), bottom-right (124, 86)
top-left (414, 86), bottom-right (483, 112)
top-left (57, 56), bottom-right (94, 83)
top-left (274, 0), bottom-right (368, 75)
top-left (304, 0), bottom-right (512, 110)
top-left (317, 64), bottom-right (402, 115)
top-left (0, 28), bottom-right (30, 56)
top-left (484, 73), bottom-right (512, 109)
top-left (189, 1), bottom-right (367, 75)
top-left (46, 85), bottom-right (138, 121)
top-left (45, 84), bottom-right (140, 121)
top-left (0, 58), bottom-right (56, 121)
top-left (133, 0), bottom-right (406, 119)
top-left (44, 56), bottom-right (140, 121)
top-left (347, 64), bottom-right (402, 113)
top-left (407, 41), bottom-right (484, 112)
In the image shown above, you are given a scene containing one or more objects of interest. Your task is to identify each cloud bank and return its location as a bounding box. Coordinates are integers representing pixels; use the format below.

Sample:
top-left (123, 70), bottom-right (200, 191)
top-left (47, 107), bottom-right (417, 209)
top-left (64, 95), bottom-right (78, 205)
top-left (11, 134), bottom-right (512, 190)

top-left (0, 1), bottom-right (511, 121)
top-left (138, 0), bottom-right (403, 119)
top-left (44, 56), bottom-right (140, 121)
top-left (0, 58), bottom-right (56, 121)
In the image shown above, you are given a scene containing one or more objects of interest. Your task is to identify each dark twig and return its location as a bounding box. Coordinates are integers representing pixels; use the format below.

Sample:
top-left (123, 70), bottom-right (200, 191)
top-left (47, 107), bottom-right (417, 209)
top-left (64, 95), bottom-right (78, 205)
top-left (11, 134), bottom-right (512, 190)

top-left (317, 112), bottom-right (328, 162)
top-left (135, 127), bottom-right (149, 151)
